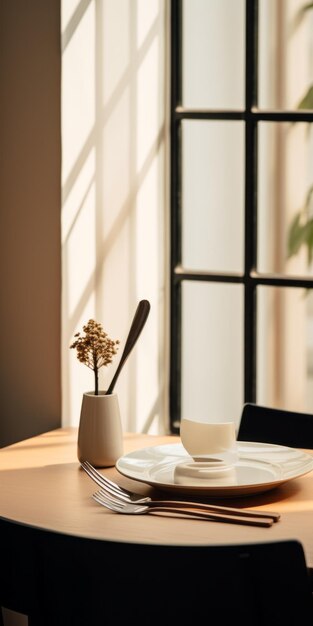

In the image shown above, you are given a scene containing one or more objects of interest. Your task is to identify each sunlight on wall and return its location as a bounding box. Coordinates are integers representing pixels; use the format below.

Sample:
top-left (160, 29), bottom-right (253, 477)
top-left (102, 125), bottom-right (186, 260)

top-left (61, 0), bottom-right (168, 433)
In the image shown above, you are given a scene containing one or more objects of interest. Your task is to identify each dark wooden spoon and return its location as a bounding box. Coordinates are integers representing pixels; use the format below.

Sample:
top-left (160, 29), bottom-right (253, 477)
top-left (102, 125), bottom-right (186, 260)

top-left (106, 299), bottom-right (151, 395)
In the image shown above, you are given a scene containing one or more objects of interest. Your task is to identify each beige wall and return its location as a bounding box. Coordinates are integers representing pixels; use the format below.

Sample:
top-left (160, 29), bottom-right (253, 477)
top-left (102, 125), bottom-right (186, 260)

top-left (61, 0), bottom-right (169, 434)
top-left (0, 0), bottom-right (62, 447)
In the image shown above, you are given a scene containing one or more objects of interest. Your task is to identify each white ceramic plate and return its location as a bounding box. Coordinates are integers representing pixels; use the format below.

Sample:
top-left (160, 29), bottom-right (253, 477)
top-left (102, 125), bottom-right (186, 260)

top-left (116, 441), bottom-right (313, 497)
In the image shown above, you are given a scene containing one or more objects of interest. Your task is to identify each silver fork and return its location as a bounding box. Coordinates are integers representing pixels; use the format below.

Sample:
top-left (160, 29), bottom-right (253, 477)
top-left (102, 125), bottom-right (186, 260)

top-left (81, 460), bottom-right (151, 502)
top-left (92, 490), bottom-right (274, 527)
top-left (81, 460), bottom-right (280, 523)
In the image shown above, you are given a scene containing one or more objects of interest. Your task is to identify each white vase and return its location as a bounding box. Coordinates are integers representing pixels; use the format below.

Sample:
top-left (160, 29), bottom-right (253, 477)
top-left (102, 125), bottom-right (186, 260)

top-left (77, 391), bottom-right (124, 467)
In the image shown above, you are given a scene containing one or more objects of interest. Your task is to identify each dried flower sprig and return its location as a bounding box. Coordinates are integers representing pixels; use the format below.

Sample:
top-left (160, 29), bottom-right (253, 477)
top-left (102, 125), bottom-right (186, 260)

top-left (70, 319), bottom-right (119, 395)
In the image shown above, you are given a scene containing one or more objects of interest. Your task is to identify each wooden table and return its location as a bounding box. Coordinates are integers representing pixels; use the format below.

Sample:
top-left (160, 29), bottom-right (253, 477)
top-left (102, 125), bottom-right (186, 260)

top-left (1, 427), bottom-right (313, 624)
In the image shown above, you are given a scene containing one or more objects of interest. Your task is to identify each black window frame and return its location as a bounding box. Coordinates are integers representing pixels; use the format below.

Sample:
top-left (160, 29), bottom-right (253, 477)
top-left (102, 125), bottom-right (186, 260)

top-left (169, 0), bottom-right (313, 434)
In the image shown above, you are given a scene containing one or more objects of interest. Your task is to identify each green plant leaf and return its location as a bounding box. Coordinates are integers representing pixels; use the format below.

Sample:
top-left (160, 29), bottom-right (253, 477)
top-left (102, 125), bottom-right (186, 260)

top-left (288, 213), bottom-right (305, 257)
top-left (287, 212), bottom-right (313, 259)
top-left (306, 220), bottom-right (313, 264)
top-left (297, 85), bottom-right (313, 110)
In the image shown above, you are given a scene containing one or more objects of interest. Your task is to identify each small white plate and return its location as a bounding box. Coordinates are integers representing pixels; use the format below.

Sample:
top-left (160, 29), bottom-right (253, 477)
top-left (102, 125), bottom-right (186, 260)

top-left (115, 441), bottom-right (313, 497)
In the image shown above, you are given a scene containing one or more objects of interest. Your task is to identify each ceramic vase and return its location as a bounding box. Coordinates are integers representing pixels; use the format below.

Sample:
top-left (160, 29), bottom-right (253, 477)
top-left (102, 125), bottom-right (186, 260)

top-left (77, 391), bottom-right (123, 467)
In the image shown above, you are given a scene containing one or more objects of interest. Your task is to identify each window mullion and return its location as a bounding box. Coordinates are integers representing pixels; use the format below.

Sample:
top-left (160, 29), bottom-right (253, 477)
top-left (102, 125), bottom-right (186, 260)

top-left (244, 0), bottom-right (258, 404)
top-left (170, 0), bottom-right (182, 432)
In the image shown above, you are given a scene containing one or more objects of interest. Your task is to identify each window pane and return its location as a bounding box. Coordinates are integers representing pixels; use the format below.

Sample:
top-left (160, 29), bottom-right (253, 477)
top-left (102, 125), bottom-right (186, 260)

top-left (259, 0), bottom-right (313, 110)
top-left (257, 286), bottom-right (313, 413)
top-left (182, 0), bottom-right (245, 109)
top-left (181, 282), bottom-right (244, 430)
top-left (182, 121), bottom-right (245, 273)
top-left (258, 122), bottom-right (313, 276)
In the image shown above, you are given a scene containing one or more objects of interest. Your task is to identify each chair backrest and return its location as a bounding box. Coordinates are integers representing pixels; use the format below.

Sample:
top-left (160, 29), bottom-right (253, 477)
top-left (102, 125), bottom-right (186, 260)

top-left (1, 517), bottom-right (312, 625)
top-left (110, 539), bottom-right (313, 625)
top-left (237, 402), bottom-right (313, 448)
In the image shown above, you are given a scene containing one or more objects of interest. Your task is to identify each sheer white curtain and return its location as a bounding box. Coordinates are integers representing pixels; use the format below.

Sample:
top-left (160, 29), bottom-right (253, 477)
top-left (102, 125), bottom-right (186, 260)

top-left (61, 0), bottom-right (169, 433)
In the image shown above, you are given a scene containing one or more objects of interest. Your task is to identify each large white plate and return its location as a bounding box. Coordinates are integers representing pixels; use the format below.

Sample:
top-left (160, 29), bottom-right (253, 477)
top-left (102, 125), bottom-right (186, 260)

top-left (116, 441), bottom-right (313, 497)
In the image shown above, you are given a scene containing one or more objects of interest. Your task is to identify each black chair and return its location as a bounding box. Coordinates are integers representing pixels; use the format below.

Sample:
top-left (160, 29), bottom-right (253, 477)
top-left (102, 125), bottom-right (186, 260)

top-left (0, 517), bottom-right (312, 625)
top-left (237, 402), bottom-right (313, 449)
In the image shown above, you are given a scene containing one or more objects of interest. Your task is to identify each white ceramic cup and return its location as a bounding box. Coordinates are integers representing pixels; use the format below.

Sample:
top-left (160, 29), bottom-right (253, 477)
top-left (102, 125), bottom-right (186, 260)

top-left (180, 418), bottom-right (238, 466)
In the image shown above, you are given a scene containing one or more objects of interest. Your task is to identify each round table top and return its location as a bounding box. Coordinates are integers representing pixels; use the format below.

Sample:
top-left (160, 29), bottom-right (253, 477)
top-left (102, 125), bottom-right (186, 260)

top-left (1, 427), bottom-right (313, 567)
